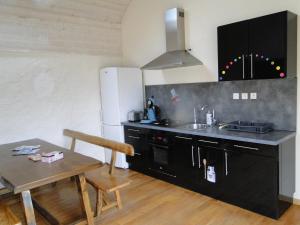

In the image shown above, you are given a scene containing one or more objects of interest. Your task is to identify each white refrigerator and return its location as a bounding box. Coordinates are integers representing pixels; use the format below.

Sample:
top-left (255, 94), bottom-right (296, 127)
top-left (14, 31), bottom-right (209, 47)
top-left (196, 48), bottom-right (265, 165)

top-left (100, 67), bottom-right (143, 168)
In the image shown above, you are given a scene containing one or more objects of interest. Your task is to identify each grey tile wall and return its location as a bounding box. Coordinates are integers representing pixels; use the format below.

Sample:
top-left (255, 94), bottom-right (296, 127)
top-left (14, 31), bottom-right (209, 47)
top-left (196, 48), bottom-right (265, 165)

top-left (145, 78), bottom-right (297, 131)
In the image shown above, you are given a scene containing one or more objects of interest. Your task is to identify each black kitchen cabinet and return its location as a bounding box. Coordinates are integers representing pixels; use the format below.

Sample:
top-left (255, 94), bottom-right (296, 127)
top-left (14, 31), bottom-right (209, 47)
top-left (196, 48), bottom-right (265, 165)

top-left (172, 134), bottom-right (225, 198)
top-left (124, 125), bottom-right (295, 219)
top-left (124, 127), bottom-right (148, 172)
top-left (218, 11), bottom-right (297, 81)
top-left (217, 21), bottom-right (249, 81)
top-left (249, 12), bottom-right (286, 79)
top-left (220, 143), bottom-right (279, 218)
top-left (172, 134), bottom-right (198, 189)
top-left (196, 144), bottom-right (224, 198)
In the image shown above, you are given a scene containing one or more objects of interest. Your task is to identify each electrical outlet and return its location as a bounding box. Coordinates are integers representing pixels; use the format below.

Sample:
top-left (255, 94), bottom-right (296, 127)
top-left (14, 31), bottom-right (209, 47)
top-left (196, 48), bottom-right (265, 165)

top-left (241, 93), bottom-right (248, 100)
top-left (250, 93), bottom-right (257, 100)
top-left (233, 93), bottom-right (239, 100)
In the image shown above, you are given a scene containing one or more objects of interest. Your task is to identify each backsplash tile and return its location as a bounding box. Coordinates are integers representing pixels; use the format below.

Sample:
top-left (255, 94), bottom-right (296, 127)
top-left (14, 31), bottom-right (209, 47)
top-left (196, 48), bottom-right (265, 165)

top-left (145, 78), bottom-right (297, 131)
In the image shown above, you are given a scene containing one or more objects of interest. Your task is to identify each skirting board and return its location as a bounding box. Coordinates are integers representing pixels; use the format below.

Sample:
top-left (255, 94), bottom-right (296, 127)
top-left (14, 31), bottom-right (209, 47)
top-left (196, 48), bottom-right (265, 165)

top-left (293, 198), bottom-right (300, 205)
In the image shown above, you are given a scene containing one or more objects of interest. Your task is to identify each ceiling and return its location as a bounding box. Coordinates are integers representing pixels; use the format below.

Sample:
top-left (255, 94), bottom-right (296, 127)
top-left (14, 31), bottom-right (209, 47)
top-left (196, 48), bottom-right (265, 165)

top-left (0, 0), bottom-right (132, 55)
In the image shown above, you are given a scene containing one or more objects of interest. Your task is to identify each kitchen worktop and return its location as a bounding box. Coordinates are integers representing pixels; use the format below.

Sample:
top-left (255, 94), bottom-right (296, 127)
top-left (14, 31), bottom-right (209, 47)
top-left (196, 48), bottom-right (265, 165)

top-left (122, 122), bottom-right (296, 145)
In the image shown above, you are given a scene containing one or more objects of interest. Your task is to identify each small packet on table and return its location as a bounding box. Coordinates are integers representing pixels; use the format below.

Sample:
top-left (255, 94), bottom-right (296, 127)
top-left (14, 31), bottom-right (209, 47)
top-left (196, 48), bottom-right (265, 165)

top-left (28, 154), bottom-right (42, 162)
top-left (41, 151), bottom-right (64, 163)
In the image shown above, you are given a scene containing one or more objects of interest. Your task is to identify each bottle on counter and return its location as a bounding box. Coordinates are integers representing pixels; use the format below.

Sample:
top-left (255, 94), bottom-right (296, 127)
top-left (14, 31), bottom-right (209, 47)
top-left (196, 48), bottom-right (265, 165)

top-left (206, 110), bottom-right (213, 126)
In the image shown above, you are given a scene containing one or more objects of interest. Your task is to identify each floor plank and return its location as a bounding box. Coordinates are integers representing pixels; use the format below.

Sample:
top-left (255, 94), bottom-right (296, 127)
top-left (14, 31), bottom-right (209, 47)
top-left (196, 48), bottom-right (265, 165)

top-left (5, 167), bottom-right (300, 225)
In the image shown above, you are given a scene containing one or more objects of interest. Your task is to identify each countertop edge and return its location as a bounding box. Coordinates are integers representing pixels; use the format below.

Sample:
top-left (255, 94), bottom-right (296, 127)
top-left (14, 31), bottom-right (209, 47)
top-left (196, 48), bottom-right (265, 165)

top-left (121, 122), bottom-right (296, 146)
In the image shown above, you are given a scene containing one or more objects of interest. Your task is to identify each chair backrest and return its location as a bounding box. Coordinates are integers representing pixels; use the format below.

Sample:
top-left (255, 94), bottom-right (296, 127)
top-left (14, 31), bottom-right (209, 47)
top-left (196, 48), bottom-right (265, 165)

top-left (63, 129), bottom-right (134, 174)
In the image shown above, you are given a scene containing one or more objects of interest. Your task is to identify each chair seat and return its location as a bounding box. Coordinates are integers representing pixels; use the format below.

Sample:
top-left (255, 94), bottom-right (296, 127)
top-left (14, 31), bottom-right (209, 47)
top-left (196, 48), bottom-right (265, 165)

top-left (85, 168), bottom-right (131, 193)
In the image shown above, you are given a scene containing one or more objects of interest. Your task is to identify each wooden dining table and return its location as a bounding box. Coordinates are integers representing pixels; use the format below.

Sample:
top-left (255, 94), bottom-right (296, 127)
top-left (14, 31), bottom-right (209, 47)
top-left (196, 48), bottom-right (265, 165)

top-left (0, 138), bottom-right (103, 225)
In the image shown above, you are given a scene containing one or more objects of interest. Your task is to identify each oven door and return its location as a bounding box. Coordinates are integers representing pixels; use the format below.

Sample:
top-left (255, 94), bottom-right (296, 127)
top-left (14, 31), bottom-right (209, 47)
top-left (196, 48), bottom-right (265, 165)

top-left (148, 143), bottom-right (176, 178)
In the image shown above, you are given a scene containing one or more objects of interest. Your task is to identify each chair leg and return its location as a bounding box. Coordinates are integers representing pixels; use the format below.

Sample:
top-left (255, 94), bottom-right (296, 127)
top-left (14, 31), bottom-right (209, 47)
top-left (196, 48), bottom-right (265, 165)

top-left (96, 190), bottom-right (103, 217)
top-left (114, 190), bottom-right (122, 209)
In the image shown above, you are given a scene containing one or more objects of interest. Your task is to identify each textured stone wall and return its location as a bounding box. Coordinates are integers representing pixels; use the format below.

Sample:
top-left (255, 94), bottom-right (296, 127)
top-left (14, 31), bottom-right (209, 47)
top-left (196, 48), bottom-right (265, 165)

top-left (146, 78), bottom-right (297, 131)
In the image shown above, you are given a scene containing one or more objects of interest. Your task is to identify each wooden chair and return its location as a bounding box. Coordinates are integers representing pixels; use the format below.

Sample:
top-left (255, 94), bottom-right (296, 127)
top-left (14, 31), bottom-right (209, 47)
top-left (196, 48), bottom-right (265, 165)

top-left (63, 129), bottom-right (134, 217)
top-left (0, 203), bottom-right (21, 225)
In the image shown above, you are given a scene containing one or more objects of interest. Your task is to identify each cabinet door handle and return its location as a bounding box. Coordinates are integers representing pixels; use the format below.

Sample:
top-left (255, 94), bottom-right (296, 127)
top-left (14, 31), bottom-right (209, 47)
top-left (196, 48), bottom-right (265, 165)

top-left (225, 152), bottom-right (228, 176)
top-left (191, 146), bottom-right (195, 167)
top-left (175, 136), bottom-right (192, 140)
top-left (198, 139), bottom-right (218, 145)
top-left (242, 54), bottom-right (245, 79)
top-left (128, 135), bottom-right (140, 139)
top-left (128, 129), bottom-right (140, 132)
top-left (203, 158), bottom-right (207, 179)
top-left (197, 147), bottom-right (201, 168)
top-left (250, 53), bottom-right (254, 79)
top-left (234, 145), bottom-right (259, 151)
top-left (135, 153), bottom-right (142, 156)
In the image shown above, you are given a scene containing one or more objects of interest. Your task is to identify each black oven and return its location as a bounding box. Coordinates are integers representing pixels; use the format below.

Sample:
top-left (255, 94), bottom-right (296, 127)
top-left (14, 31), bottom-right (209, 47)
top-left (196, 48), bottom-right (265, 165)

top-left (147, 131), bottom-right (176, 178)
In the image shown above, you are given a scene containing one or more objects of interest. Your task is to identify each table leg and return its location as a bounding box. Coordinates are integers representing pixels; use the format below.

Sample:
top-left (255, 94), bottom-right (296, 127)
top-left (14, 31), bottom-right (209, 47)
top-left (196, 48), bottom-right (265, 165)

top-left (21, 190), bottom-right (36, 225)
top-left (76, 174), bottom-right (94, 225)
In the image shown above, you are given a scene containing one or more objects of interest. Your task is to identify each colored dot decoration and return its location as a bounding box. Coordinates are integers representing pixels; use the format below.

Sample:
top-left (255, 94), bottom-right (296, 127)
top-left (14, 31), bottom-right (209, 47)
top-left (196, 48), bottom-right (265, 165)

top-left (280, 72), bottom-right (285, 78)
top-left (221, 53), bottom-right (284, 78)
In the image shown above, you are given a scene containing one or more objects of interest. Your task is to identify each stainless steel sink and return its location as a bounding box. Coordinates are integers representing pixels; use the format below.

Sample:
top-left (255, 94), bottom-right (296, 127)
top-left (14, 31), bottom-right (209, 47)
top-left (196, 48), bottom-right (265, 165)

top-left (179, 123), bottom-right (209, 130)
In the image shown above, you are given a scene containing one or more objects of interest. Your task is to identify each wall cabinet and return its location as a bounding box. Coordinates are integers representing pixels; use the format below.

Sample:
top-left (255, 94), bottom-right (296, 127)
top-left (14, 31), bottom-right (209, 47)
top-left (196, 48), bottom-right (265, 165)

top-left (218, 11), bottom-right (297, 81)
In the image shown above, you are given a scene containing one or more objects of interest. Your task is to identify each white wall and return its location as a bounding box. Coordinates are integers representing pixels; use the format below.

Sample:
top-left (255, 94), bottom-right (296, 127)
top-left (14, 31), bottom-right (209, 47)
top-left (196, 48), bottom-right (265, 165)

top-left (0, 51), bottom-right (121, 161)
top-left (122, 0), bottom-right (300, 198)
top-left (0, 0), bottom-right (130, 162)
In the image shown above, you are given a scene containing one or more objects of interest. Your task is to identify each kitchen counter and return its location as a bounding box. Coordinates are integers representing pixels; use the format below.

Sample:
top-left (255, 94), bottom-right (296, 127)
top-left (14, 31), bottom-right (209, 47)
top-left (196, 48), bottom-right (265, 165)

top-left (122, 122), bottom-right (296, 146)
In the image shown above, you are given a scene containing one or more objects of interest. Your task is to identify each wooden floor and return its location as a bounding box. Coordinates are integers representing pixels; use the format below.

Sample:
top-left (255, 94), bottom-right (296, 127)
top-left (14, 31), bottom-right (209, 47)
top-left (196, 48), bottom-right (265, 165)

top-left (6, 167), bottom-right (300, 225)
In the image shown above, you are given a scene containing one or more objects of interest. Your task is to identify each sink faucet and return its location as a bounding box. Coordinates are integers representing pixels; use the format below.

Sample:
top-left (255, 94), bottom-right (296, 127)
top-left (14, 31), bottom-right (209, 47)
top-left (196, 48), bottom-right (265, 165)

top-left (193, 107), bottom-right (197, 124)
top-left (200, 104), bottom-right (209, 111)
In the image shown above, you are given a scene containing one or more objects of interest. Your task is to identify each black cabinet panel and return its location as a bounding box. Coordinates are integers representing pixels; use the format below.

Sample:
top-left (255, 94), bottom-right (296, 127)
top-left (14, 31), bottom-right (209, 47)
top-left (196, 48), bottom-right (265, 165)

top-left (196, 145), bottom-right (224, 198)
top-left (218, 21), bottom-right (249, 81)
top-left (220, 149), bottom-right (278, 218)
top-left (172, 134), bottom-right (198, 184)
top-left (218, 11), bottom-right (297, 81)
top-left (249, 12), bottom-right (286, 79)
top-left (124, 127), bottom-right (148, 172)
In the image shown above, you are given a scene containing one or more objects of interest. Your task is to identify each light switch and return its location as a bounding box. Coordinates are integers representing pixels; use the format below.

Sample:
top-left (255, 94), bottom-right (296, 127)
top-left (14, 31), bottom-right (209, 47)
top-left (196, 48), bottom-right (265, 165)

top-left (250, 93), bottom-right (257, 100)
top-left (233, 93), bottom-right (239, 100)
top-left (241, 93), bottom-right (248, 100)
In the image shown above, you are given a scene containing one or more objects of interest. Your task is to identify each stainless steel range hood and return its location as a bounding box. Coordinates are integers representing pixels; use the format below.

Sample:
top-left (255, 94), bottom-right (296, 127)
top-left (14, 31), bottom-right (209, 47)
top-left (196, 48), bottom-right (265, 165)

top-left (141, 8), bottom-right (203, 70)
